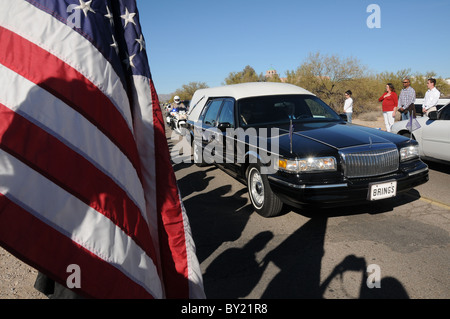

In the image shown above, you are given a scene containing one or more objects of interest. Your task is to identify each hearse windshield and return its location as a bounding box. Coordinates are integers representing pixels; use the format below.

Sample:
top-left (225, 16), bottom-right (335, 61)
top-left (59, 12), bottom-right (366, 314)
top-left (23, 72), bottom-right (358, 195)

top-left (238, 95), bottom-right (341, 127)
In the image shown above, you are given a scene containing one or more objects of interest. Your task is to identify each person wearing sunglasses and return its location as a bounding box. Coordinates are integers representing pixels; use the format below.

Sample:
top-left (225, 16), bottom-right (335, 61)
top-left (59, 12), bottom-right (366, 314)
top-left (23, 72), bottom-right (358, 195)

top-left (398, 78), bottom-right (416, 121)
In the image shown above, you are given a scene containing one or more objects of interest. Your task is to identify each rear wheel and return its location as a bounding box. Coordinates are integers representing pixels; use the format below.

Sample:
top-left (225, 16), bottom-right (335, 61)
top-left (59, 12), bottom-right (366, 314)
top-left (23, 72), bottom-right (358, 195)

top-left (247, 165), bottom-right (283, 218)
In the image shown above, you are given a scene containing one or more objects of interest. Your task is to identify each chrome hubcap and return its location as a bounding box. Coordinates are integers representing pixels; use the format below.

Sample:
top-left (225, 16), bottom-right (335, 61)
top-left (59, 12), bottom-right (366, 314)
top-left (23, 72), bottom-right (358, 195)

top-left (250, 168), bottom-right (264, 208)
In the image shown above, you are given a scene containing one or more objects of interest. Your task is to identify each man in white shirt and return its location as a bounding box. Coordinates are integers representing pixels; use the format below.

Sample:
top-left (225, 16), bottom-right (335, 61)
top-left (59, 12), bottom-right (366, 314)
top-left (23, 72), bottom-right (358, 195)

top-left (422, 78), bottom-right (440, 116)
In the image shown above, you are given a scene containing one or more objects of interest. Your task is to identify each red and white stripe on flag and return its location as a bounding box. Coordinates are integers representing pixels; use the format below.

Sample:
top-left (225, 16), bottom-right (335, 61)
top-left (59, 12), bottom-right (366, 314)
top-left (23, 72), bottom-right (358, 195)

top-left (0, 0), bottom-right (204, 299)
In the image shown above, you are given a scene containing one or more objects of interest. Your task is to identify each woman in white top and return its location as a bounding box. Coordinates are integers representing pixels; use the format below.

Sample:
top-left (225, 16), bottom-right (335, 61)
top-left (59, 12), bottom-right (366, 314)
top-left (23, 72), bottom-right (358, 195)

top-left (343, 90), bottom-right (353, 123)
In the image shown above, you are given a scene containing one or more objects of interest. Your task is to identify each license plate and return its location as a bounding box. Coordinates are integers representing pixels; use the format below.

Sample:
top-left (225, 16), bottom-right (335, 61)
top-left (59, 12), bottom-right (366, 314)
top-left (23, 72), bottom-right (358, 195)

top-left (368, 181), bottom-right (397, 201)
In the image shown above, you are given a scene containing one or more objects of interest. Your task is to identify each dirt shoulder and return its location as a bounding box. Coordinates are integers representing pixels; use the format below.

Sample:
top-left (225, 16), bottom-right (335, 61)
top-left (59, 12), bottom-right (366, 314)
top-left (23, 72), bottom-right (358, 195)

top-left (352, 115), bottom-right (386, 129)
top-left (0, 247), bottom-right (46, 299)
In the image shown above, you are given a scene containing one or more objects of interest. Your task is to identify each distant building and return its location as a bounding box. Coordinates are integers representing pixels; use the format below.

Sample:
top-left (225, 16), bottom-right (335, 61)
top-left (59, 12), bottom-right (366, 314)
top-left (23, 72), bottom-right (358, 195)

top-left (265, 68), bottom-right (278, 78)
top-left (265, 68), bottom-right (287, 82)
top-left (445, 78), bottom-right (450, 85)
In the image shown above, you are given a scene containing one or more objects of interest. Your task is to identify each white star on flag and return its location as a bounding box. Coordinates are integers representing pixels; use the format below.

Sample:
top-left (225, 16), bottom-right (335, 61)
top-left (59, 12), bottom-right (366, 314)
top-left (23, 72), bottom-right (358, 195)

top-left (136, 34), bottom-right (146, 52)
top-left (110, 35), bottom-right (119, 54)
top-left (121, 7), bottom-right (136, 27)
top-left (75, 0), bottom-right (95, 17)
top-left (124, 53), bottom-right (136, 69)
top-left (105, 5), bottom-right (114, 26)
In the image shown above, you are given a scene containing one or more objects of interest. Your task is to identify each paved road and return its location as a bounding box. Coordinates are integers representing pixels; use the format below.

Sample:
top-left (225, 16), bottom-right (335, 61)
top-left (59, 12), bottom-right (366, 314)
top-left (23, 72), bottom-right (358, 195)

top-left (169, 131), bottom-right (450, 299)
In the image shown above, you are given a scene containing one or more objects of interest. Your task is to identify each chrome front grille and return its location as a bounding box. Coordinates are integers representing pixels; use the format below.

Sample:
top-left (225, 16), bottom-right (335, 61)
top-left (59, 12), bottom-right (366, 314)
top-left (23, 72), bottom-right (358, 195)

top-left (339, 145), bottom-right (399, 178)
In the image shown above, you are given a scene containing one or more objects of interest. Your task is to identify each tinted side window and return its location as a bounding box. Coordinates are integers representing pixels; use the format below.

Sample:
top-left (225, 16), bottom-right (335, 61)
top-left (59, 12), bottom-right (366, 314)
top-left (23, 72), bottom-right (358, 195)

top-left (218, 99), bottom-right (235, 128)
top-left (203, 99), bottom-right (223, 126)
top-left (305, 98), bottom-right (334, 118)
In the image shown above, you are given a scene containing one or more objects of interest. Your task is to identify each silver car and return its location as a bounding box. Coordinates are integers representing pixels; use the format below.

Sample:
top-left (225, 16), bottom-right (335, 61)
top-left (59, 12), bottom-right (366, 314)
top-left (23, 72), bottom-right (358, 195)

top-left (391, 102), bottom-right (450, 164)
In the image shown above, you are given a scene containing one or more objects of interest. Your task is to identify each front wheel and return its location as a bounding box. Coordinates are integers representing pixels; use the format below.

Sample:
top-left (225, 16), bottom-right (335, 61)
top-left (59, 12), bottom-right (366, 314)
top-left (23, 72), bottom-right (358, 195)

top-left (192, 140), bottom-right (208, 167)
top-left (401, 132), bottom-right (415, 140)
top-left (247, 165), bottom-right (283, 218)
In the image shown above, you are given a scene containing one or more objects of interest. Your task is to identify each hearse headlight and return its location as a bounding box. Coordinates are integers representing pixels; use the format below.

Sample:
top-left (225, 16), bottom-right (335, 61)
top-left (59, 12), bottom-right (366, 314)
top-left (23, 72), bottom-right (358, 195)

top-left (279, 157), bottom-right (337, 173)
top-left (278, 159), bottom-right (300, 173)
top-left (400, 145), bottom-right (419, 162)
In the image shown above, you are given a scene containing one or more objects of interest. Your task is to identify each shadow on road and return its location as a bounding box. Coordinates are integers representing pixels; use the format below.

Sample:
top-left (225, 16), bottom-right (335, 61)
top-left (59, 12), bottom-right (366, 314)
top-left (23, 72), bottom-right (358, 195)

top-left (259, 216), bottom-right (409, 299)
top-left (203, 231), bottom-right (274, 298)
top-left (179, 164), bottom-right (253, 265)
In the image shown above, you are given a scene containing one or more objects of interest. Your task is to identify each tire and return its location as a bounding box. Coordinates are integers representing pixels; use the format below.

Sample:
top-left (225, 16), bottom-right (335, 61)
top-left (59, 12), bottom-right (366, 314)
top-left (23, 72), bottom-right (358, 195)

top-left (247, 164), bottom-right (283, 218)
top-left (401, 132), bottom-right (415, 140)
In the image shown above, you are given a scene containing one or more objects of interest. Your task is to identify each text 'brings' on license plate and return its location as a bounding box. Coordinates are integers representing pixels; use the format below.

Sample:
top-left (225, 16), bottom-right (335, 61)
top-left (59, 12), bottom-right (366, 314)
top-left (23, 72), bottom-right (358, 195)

top-left (369, 181), bottom-right (397, 201)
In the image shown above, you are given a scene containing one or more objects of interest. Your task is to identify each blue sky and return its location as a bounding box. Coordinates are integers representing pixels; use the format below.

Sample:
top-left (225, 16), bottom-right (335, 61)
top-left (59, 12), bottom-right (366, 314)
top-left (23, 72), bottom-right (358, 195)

top-left (138, 0), bottom-right (450, 94)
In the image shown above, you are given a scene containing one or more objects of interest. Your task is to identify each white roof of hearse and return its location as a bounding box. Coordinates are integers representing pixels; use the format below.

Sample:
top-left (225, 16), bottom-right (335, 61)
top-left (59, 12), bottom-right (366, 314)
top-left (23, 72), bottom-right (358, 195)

top-left (187, 82), bottom-right (314, 121)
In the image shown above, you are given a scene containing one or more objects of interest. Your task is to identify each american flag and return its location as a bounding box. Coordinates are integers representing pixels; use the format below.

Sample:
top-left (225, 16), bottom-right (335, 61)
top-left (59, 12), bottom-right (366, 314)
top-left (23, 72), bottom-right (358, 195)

top-left (0, 0), bottom-right (204, 299)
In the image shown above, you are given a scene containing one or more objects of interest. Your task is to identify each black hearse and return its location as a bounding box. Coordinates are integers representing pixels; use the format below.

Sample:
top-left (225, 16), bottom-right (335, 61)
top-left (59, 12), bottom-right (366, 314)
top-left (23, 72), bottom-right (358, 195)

top-left (185, 83), bottom-right (429, 217)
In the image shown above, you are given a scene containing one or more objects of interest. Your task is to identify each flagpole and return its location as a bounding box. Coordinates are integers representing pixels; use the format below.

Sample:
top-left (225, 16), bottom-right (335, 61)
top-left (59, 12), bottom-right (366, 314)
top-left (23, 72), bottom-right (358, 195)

top-left (289, 116), bottom-right (293, 154)
top-left (409, 114), bottom-right (412, 140)
top-left (406, 109), bottom-right (421, 140)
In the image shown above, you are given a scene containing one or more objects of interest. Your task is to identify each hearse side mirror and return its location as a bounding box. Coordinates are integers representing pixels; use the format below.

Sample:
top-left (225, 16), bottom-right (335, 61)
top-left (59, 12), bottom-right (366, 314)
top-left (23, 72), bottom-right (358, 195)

top-left (339, 113), bottom-right (348, 121)
top-left (217, 122), bottom-right (232, 131)
top-left (428, 111), bottom-right (438, 120)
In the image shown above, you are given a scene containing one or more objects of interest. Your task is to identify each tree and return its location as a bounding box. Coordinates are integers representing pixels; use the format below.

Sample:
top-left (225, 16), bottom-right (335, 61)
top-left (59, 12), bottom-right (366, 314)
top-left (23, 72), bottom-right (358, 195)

top-left (438, 79), bottom-right (450, 97)
top-left (265, 72), bottom-right (282, 83)
top-left (171, 81), bottom-right (209, 102)
top-left (376, 68), bottom-right (412, 96)
top-left (224, 65), bottom-right (265, 85)
top-left (285, 52), bottom-right (367, 110)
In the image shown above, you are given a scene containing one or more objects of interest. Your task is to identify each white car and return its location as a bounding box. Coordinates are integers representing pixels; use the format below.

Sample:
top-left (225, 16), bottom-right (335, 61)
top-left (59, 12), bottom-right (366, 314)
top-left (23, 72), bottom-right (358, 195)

top-left (391, 102), bottom-right (450, 164)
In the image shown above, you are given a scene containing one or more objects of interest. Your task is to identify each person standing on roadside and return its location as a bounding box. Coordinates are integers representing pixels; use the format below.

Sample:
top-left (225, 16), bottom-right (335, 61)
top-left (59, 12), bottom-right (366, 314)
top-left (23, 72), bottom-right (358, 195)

top-left (378, 83), bottom-right (398, 132)
top-left (343, 90), bottom-right (353, 123)
top-left (422, 78), bottom-right (440, 116)
top-left (397, 78), bottom-right (416, 121)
